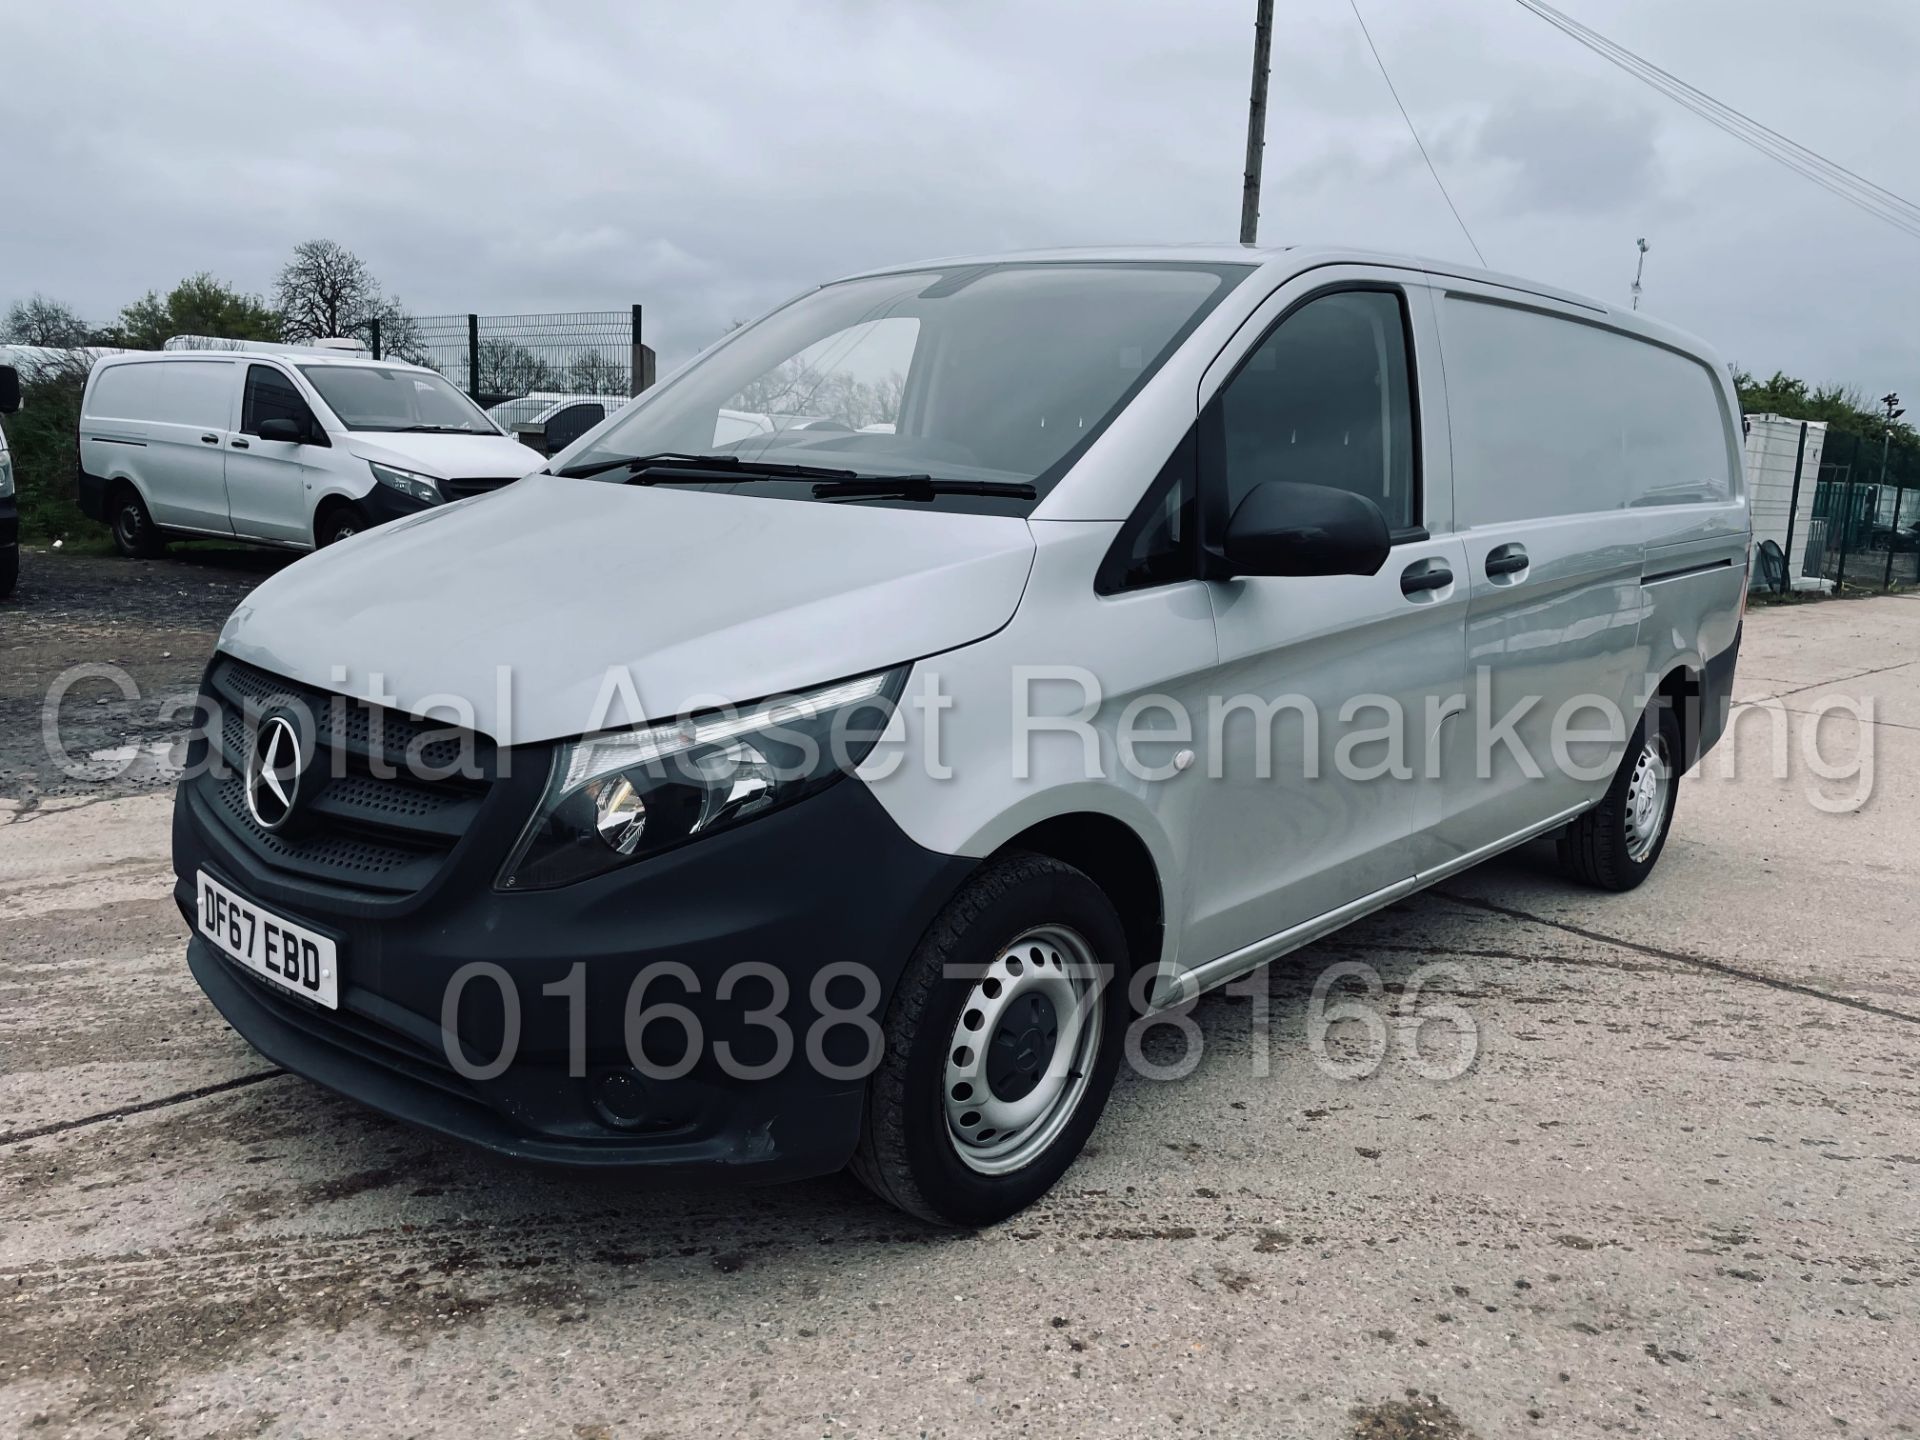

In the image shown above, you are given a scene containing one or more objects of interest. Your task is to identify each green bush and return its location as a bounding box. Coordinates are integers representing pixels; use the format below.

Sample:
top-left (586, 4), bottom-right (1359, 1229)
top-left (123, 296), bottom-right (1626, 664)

top-left (6, 366), bottom-right (107, 545)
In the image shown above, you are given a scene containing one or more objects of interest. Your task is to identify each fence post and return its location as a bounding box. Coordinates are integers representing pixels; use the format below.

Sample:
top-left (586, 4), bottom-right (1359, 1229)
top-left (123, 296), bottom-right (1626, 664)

top-left (1780, 420), bottom-right (1808, 596)
top-left (369, 317), bottom-right (382, 361)
top-left (1834, 480), bottom-right (1856, 591)
top-left (629, 304), bottom-right (656, 396)
top-left (467, 313), bottom-right (480, 398)
top-left (1884, 486), bottom-right (1905, 590)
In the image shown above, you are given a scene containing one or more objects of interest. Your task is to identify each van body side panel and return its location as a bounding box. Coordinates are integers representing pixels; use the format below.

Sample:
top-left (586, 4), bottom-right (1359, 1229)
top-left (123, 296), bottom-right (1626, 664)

top-left (81, 358), bottom-right (240, 534)
top-left (1427, 286), bottom-right (1745, 864)
top-left (858, 521), bottom-right (1210, 979)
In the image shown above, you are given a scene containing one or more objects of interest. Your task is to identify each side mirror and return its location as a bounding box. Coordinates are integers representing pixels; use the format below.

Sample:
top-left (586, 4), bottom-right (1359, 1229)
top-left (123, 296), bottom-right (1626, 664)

top-left (256, 417), bottom-right (305, 444)
top-left (1222, 481), bottom-right (1391, 578)
top-left (0, 365), bottom-right (19, 416)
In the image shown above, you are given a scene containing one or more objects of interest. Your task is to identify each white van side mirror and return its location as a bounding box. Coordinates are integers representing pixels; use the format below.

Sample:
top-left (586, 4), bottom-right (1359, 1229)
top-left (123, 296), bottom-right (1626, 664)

top-left (0, 365), bottom-right (20, 416)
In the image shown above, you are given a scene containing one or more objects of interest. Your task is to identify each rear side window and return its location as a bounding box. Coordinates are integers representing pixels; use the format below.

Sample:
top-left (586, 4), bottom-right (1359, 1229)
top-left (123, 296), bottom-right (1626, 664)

top-left (242, 365), bottom-right (323, 438)
top-left (1210, 289), bottom-right (1417, 531)
top-left (1441, 296), bottom-right (1735, 525)
top-left (541, 402), bottom-right (605, 453)
top-left (87, 360), bottom-right (233, 429)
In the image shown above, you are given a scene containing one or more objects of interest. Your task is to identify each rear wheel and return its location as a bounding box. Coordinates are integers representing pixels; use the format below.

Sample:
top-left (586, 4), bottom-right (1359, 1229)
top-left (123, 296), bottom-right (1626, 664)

top-left (0, 546), bottom-right (17, 600)
top-left (110, 485), bottom-right (165, 558)
top-left (851, 852), bottom-right (1129, 1227)
top-left (316, 501), bottom-right (369, 547)
top-left (1557, 704), bottom-right (1681, 891)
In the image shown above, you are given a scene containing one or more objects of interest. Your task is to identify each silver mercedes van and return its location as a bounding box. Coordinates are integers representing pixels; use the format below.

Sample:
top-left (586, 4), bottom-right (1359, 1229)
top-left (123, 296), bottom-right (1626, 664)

top-left (173, 246), bottom-right (1749, 1225)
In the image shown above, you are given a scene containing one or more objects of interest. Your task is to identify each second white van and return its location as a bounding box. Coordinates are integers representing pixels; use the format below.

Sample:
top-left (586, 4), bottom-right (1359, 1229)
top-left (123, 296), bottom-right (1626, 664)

top-left (78, 350), bottom-right (545, 556)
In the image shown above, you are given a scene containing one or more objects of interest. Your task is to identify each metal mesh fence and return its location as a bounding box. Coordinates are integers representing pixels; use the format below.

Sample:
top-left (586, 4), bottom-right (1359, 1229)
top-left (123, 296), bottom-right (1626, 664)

top-left (371, 308), bottom-right (652, 448)
top-left (1804, 428), bottom-right (1920, 592)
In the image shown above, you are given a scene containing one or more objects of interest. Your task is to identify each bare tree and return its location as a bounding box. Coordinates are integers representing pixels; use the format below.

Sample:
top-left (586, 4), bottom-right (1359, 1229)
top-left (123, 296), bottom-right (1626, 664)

top-left (2, 294), bottom-right (93, 348)
top-left (475, 339), bottom-right (557, 399)
top-left (566, 350), bottom-right (629, 395)
top-left (274, 240), bottom-right (420, 354)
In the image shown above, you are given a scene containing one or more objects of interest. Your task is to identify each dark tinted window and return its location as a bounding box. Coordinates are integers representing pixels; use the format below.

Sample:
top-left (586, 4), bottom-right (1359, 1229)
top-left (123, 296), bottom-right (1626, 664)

top-left (1098, 429), bottom-right (1199, 594)
top-left (242, 365), bottom-right (321, 438)
top-left (543, 402), bottom-right (605, 453)
top-left (1213, 289), bottom-right (1416, 530)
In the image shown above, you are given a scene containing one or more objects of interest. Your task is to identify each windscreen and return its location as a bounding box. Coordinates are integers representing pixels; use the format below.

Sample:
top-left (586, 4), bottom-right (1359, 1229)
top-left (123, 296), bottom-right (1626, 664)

top-left (299, 365), bottom-right (498, 434)
top-left (554, 262), bottom-right (1248, 509)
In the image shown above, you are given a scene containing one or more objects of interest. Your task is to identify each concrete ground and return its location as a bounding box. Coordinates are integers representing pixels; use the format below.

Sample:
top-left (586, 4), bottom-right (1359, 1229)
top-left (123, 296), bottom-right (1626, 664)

top-left (2, 588), bottom-right (1917, 1439)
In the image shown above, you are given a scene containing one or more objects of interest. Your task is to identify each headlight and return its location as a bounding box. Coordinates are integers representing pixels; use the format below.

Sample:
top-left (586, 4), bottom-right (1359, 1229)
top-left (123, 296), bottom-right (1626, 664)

top-left (0, 454), bottom-right (13, 500)
top-left (498, 665), bottom-right (909, 889)
top-left (369, 461), bottom-right (443, 505)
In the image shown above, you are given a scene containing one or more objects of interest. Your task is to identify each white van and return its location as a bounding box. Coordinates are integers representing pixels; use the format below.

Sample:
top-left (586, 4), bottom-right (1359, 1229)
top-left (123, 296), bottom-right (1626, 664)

top-left (172, 246), bottom-right (1749, 1226)
top-left (78, 350), bottom-right (545, 556)
top-left (487, 392), bottom-right (632, 456)
top-left (0, 363), bottom-right (19, 599)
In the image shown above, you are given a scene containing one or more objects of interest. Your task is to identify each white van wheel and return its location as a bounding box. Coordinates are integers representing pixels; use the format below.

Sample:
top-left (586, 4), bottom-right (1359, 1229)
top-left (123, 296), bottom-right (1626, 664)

top-left (1558, 706), bottom-right (1681, 891)
top-left (317, 503), bottom-right (368, 547)
top-left (851, 852), bottom-right (1129, 1227)
top-left (111, 486), bottom-right (164, 559)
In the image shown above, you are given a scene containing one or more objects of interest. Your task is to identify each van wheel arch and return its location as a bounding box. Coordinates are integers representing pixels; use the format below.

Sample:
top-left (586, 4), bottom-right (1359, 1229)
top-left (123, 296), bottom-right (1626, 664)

top-left (314, 496), bottom-right (369, 547)
top-left (989, 812), bottom-right (1164, 990)
top-left (1655, 664), bottom-right (1702, 772)
top-left (107, 479), bottom-right (165, 558)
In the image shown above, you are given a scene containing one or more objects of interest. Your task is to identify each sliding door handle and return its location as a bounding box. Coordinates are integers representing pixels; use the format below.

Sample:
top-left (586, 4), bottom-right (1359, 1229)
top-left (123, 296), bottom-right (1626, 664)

top-left (1486, 545), bottom-right (1529, 578)
top-left (200, 433), bottom-right (219, 444)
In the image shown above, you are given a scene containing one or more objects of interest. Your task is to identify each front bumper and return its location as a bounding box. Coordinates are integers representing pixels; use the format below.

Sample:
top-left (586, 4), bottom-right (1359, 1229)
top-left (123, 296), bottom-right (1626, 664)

top-left (173, 764), bottom-right (972, 1180)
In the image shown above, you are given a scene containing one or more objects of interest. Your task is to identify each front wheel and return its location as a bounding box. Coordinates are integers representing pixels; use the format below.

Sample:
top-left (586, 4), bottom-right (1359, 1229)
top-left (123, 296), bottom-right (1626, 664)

top-left (1557, 704), bottom-right (1681, 891)
top-left (317, 502), bottom-right (369, 547)
top-left (851, 852), bottom-right (1130, 1227)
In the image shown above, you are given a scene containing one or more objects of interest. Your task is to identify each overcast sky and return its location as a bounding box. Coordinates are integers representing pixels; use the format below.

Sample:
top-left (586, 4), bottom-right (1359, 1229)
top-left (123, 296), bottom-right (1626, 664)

top-left (4, 0), bottom-right (1917, 400)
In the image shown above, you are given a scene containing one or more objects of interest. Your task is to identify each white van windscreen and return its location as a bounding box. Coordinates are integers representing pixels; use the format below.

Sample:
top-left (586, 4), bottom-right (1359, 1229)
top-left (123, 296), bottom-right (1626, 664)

top-left (88, 360), bottom-right (233, 429)
top-left (1441, 297), bottom-right (1734, 526)
top-left (551, 261), bottom-right (1250, 511)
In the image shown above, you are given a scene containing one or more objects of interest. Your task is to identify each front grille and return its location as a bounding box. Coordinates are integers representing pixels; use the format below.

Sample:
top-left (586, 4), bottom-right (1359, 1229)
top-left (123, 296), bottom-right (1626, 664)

top-left (194, 657), bottom-right (498, 896)
top-left (441, 476), bottom-right (521, 502)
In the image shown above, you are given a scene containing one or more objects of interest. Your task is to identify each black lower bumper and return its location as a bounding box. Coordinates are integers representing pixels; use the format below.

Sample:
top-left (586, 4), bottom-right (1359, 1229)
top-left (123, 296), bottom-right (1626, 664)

top-left (76, 468), bottom-right (108, 523)
top-left (1689, 626), bottom-right (1741, 768)
top-left (174, 770), bottom-right (973, 1180)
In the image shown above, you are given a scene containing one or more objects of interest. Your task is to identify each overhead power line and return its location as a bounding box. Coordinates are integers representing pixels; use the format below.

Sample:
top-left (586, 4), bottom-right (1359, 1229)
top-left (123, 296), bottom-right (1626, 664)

top-left (1514, 0), bottom-right (1920, 243)
top-left (1347, 0), bottom-right (1487, 266)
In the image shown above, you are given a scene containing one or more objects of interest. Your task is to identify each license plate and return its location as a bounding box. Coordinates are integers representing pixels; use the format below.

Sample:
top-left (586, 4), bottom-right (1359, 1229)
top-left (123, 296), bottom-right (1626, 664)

top-left (196, 871), bottom-right (339, 1009)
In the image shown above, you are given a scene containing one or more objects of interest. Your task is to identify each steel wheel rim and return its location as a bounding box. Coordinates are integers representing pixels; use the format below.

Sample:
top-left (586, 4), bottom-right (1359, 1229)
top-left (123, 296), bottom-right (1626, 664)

top-left (1623, 732), bottom-right (1672, 863)
top-left (117, 504), bottom-right (143, 547)
top-left (332, 522), bottom-right (359, 543)
top-left (943, 924), bottom-right (1104, 1176)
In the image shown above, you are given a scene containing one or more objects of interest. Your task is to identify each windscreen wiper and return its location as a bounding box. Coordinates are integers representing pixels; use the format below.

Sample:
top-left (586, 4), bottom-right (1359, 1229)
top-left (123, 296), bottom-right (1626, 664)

top-left (811, 476), bottom-right (1038, 502)
top-left (555, 452), bottom-right (859, 482)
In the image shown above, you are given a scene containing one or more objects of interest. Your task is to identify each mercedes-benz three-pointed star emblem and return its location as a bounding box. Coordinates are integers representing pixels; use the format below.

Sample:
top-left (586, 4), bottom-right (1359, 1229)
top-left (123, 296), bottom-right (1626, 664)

top-left (246, 715), bottom-right (303, 829)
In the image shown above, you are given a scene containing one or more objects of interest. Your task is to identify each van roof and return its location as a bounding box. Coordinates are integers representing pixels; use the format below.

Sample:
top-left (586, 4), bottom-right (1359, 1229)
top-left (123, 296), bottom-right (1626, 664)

top-left (832, 243), bottom-right (1716, 359)
top-left (97, 348), bottom-right (436, 375)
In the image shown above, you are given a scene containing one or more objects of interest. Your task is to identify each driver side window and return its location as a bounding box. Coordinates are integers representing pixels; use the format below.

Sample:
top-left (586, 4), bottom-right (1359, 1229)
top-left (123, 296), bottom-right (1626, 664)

top-left (242, 365), bottom-right (324, 442)
top-left (1214, 289), bottom-right (1416, 530)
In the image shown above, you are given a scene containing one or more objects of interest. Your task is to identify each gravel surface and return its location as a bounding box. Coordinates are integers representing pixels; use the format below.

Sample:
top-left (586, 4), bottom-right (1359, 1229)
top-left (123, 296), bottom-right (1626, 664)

top-left (0, 547), bottom-right (292, 804)
top-left (2, 564), bottom-right (1916, 1439)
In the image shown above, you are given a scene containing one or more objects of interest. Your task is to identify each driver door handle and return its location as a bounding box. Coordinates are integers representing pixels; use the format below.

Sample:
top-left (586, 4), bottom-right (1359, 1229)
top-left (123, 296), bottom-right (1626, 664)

top-left (1400, 561), bottom-right (1453, 597)
top-left (230, 438), bottom-right (250, 449)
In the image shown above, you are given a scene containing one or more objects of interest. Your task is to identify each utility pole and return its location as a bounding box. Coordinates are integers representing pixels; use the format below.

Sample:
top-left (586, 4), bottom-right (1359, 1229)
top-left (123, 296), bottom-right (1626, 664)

top-left (1630, 237), bottom-right (1649, 310)
top-left (1240, 0), bottom-right (1275, 245)
top-left (1877, 390), bottom-right (1904, 501)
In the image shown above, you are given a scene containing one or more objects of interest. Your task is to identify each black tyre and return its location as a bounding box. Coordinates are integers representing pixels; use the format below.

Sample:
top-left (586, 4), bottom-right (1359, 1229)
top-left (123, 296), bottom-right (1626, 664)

top-left (110, 485), bottom-right (165, 559)
top-left (317, 502), bottom-right (369, 547)
top-left (1557, 704), bottom-right (1681, 891)
top-left (851, 852), bottom-right (1131, 1227)
top-left (0, 546), bottom-right (17, 601)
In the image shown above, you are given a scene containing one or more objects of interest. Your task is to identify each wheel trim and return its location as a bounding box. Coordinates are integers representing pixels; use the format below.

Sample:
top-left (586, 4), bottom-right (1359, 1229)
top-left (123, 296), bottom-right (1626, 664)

top-left (1623, 732), bottom-right (1672, 863)
top-left (943, 924), bottom-right (1104, 1177)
